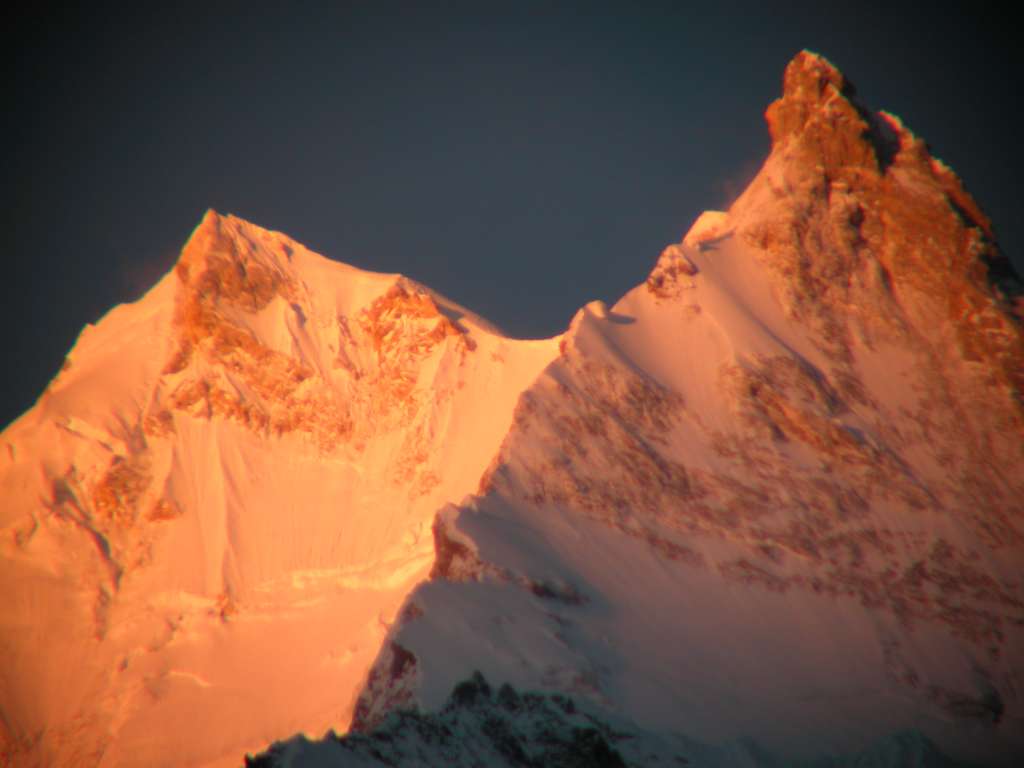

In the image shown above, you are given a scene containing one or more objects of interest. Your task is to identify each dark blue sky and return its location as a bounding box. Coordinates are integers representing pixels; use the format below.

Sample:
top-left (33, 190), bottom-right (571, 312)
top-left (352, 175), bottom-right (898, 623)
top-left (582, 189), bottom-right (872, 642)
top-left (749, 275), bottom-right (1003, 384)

top-left (3, 3), bottom-right (1019, 428)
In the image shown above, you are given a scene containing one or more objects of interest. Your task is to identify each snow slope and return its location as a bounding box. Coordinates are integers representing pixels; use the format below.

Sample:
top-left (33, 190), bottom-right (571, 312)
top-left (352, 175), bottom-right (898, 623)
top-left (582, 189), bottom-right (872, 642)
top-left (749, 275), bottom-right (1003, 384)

top-left (0, 211), bottom-right (558, 767)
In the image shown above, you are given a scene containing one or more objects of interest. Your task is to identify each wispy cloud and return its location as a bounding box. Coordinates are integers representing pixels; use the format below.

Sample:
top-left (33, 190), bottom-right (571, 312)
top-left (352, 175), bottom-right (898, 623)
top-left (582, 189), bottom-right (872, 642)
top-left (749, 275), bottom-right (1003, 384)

top-left (119, 246), bottom-right (178, 301)
top-left (712, 155), bottom-right (764, 210)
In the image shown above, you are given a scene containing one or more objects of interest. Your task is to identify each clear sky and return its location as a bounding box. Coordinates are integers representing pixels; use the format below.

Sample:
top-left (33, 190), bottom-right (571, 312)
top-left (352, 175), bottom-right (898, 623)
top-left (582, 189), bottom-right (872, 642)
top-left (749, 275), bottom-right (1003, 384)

top-left (3, 3), bottom-right (1019, 429)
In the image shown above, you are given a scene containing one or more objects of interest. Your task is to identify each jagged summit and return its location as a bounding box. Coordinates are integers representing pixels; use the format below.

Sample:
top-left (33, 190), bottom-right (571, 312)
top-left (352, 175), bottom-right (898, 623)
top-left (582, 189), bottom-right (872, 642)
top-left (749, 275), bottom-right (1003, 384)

top-left (764, 49), bottom-right (999, 243)
top-left (765, 50), bottom-right (873, 162)
top-left (732, 50), bottom-right (1023, 402)
top-left (3, 52), bottom-right (1023, 768)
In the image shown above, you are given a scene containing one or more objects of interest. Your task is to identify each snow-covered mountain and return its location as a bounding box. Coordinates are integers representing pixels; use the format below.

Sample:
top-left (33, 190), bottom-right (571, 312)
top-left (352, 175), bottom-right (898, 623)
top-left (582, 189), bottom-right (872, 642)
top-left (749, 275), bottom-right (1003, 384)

top-left (0, 210), bottom-right (559, 766)
top-left (3, 51), bottom-right (1023, 767)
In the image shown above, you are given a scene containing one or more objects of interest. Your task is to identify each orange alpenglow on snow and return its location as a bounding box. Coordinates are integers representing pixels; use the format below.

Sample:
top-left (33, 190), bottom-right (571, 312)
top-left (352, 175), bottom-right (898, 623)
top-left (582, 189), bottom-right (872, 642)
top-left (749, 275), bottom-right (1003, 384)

top-left (1, 209), bottom-right (560, 766)
top-left (2, 51), bottom-right (1023, 767)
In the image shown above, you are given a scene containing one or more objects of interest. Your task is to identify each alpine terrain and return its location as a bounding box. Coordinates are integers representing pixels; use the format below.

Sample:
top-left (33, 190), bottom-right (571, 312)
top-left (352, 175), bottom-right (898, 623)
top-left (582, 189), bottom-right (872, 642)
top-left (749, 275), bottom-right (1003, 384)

top-left (2, 51), bottom-right (1022, 767)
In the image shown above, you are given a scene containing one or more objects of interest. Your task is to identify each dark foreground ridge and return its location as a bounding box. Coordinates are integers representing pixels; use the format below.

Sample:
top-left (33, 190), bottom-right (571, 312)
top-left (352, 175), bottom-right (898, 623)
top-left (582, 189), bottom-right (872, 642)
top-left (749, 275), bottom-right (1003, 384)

top-left (244, 672), bottom-right (972, 768)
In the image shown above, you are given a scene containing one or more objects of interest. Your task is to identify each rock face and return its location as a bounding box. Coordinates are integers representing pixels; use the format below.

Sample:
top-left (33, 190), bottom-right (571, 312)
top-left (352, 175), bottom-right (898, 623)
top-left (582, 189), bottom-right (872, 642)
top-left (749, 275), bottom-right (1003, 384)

top-left (2, 51), bottom-right (1022, 768)
top-left (750, 51), bottom-right (1022, 400)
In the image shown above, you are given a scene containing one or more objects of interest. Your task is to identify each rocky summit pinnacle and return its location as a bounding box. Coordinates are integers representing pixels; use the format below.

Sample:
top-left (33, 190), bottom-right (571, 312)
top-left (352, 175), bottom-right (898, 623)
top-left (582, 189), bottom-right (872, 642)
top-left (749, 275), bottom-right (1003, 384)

top-left (766, 50), bottom-right (880, 168)
top-left (3, 51), bottom-right (1023, 768)
top-left (736, 50), bottom-right (1023, 402)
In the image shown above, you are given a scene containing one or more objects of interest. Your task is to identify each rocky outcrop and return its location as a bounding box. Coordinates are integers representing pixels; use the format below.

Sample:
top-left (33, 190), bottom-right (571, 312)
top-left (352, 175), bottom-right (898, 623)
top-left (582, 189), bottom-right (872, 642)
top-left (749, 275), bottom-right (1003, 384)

top-left (164, 211), bottom-right (474, 453)
top-left (738, 51), bottom-right (1023, 397)
top-left (247, 672), bottom-right (971, 768)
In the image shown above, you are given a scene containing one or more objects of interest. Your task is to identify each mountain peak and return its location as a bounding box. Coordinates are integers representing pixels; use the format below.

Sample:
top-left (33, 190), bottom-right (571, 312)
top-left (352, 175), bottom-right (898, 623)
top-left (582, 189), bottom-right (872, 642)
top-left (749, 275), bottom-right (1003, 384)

top-left (729, 51), bottom-right (1024, 404)
top-left (764, 50), bottom-right (998, 239)
top-left (773, 50), bottom-right (847, 121)
top-left (765, 50), bottom-right (877, 170)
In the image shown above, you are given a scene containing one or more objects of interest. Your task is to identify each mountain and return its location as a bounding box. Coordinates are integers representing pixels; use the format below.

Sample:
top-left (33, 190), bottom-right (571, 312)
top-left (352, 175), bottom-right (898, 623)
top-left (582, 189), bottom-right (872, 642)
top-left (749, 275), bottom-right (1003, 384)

top-left (2, 50), bottom-right (1023, 767)
top-left (0, 211), bottom-right (560, 766)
